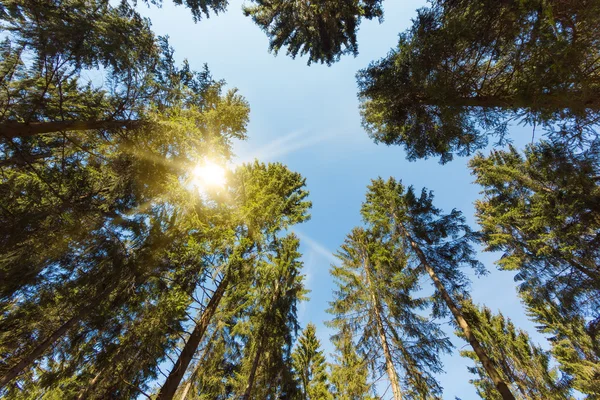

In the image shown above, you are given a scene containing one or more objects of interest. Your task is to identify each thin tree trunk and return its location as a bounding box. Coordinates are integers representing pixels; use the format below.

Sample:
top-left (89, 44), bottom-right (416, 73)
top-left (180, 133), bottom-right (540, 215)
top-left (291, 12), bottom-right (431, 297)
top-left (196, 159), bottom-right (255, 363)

top-left (446, 92), bottom-right (600, 111)
top-left (0, 315), bottom-right (78, 388)
top-left (363, 255), bottom-right (403, 400)
top-left (178, 327), bottom-right (220, 400)
top-left (241, 330), bottom-right (267, 400)
top-left (407, 237), bottom-right (516, 400)
top-left (0, 285), bottom-right (116, 389)
top-left (156, 272), bottom-right (231, 400)
top-left (0, 120), bottom-right (141, 139)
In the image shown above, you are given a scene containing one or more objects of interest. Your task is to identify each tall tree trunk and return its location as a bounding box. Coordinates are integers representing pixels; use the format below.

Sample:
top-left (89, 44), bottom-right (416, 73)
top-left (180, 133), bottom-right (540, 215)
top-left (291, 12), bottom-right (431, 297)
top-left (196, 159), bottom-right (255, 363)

top-left (0, 120), bottom-right (141, 139)
top-left (406, 237), bottom-right (516, 400)
top-left (156, 272), bottom-right (231, 400)
top-left (363, 255), bottom-right (403, 400)
top-left (241, 329), bottom-right (267, 400)
top-left (447, 92), bottom-right (600, 111)
top-left (178, 327), bottom-right (220, 400)
top-left (0, 284), bottom-right (116, 389)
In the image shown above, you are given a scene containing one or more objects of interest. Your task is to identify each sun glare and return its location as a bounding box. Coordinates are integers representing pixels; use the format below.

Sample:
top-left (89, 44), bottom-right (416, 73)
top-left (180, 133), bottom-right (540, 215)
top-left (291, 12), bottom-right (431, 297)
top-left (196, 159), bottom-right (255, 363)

top-left (192, 161), bottom-right (227, 190)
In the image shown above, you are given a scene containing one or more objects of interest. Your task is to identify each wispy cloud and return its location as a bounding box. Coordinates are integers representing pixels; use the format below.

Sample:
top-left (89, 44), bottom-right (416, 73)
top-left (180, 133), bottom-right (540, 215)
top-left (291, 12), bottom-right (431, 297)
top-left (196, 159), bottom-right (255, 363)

top-left (294, 230), bottom-right (337, 264)
top-left (234, 129), bottom-right (335, 164)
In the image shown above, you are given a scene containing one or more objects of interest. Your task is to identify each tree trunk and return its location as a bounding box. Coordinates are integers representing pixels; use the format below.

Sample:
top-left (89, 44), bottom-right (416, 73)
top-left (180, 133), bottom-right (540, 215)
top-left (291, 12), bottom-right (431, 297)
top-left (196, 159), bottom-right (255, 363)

top-left (241, 330), bottom-right (267, 400)
top-left (407, 237), bottom-right (516, 400)
top-left (156, 273), bottom-right (230, 400)
top-left (0, 120), bottom-right (141, 139)
top-left (447, 92), bottom-right (600, 111)
top-left (363, 255), bottom-right (403, 400)
top-left (0, 284), bottom-right (116, 389)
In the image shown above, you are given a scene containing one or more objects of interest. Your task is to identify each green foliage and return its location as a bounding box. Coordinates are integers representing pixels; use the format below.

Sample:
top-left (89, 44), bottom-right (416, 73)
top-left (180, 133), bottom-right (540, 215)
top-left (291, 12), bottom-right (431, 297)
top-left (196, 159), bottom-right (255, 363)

top-left (243, 0), bottom-right (383, 65)
top-left (292, 323), bottom-right (332, 400)
top-left (358, 0), bottom-right (600, 162)
top-left (457, 300), bottom-right (573, 400)
top-left (329, 324), bottom-right (378, 400)
top-left (328, 223), bottom-right (452, 398)
top-left (471, 142), bottom-right (600, 319)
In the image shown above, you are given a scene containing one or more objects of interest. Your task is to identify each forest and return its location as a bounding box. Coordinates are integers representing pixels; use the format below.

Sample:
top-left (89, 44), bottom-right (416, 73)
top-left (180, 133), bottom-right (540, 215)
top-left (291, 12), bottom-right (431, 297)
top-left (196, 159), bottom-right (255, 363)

top-left (0, 0), bottom-right (599, 399)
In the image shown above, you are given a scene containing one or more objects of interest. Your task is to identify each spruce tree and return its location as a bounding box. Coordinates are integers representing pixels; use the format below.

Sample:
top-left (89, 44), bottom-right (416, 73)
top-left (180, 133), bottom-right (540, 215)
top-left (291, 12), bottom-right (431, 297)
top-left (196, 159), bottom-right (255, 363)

top-left (243, 0), bottom-right (383, 65)
top-left (329, 324), bottom-right (377, 400)
top-left (292, 323), bottom-right (332, 400)
top-left (156, 162), bottom-right (311, 400)
top-left (457, 300), bottom-right (573, 400)
top-left (328, 226), bottom-right (451, 399)
top-left (358, 0), bottom-right (600, 162)
top-left (361, 177), bottom-right (516, 400)
top-left (470, 142), bottom-right (600, 320)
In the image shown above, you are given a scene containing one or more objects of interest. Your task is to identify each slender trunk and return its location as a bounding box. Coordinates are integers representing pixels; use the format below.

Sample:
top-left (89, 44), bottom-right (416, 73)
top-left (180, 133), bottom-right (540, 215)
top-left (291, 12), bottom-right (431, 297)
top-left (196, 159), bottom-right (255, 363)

top-left (156, 273), bottom-right (230, 400)
top-left (241, 330), bottom-right (267, 400)
top-left (0, 315), bottom-right (78, 388)
top-left (363, 255), bottom-right (402, 400)
top-left (0, 285), bottom-right (116, 389)
top-left (446, 92), bottom-right (600, 111)
top-left (407, 237), bottom-right (516, 400)
top-left (179, 327), bottom-right (220, 400)
top-left (0, 120), bottom-right (141, 139)
top-left (76, 369), bottom-right (104, 400)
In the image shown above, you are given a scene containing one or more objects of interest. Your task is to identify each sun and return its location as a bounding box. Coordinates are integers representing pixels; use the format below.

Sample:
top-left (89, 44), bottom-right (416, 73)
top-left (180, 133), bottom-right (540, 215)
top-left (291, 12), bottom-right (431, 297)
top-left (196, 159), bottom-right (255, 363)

top-left (192, 160), bottom-right (226, 190)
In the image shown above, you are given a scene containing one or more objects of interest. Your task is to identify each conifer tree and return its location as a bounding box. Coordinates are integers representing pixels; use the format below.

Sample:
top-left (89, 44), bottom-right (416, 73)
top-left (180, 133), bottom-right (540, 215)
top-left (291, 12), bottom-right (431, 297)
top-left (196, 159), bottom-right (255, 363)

top-left (328, 225), bottom-right (451, 399)
top-left (235, 234), bottom-right (306, 400)
top-left (360, 177), bottom-right (516, 400)
top-left (358, 0), bottom-right (600, 162)
top-left (523, 290), bottom-right (600, 397)
top-left (329, 324), bottom-right (377, 400)
top-left (470, 142), bottom-right (600, 321)
top-left (292, 323), bottom-right (332, 400)
top-left (156, 162), bottom-right (311, 400)
top-left (457, 300), bottom-right (573, 400)
top-left (243, 0), bottom-right (383, 65)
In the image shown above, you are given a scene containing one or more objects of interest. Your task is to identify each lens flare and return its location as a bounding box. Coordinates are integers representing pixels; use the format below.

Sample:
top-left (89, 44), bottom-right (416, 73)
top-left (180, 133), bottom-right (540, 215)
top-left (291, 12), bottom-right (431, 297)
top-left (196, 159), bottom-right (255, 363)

top-left (192, 161), bottom-right (226, 190)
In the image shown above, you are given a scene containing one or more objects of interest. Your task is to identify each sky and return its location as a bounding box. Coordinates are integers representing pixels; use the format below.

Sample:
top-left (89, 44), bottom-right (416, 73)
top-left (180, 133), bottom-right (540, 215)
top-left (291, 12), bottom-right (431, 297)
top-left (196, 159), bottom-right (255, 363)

top-left (138, 1), bottom-right (548, 398)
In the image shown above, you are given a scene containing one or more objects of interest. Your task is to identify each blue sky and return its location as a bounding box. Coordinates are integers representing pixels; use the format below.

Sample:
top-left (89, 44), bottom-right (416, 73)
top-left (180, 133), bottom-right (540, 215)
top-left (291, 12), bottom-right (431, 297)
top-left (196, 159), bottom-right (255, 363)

top-left (139, 1), bottom-right (548, 397)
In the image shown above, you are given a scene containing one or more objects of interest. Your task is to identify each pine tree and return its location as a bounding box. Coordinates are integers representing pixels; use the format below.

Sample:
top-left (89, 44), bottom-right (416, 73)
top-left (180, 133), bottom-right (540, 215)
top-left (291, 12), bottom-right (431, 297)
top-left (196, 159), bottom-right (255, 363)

top-left (329, 324), bottom-right (377, 400)
top-left (457, 300), bottom-right (573, 400)
top-left (292, 323), bottom-right (332, 400)
top-left (358, 0), bottom-right (600, 162)
top-left (328, 225), bottom-right (451, 399)
top-left (361, 177), bottom-right (516, 400)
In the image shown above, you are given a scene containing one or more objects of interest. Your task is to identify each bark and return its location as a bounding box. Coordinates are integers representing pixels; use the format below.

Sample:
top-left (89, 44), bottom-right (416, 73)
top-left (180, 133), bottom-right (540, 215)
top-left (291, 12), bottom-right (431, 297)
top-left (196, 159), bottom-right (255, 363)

top-left (0, 120), bottom-right (142, 139)
top-left (156, 272), bottom-right (231, 400)
top-left (445, 92), bottom-right (600, 111)
top-left (406, 236), bottom-right (516, 400)
top-left (363, 254), bottom-right (402, 400)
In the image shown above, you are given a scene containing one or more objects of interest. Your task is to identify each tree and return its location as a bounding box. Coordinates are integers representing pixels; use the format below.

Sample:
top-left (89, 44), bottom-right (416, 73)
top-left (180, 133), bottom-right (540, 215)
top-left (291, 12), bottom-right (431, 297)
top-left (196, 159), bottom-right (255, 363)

top-left (523, 289), bottom-right (600, 397)
top-left (470, 142), bottom-right (600, 321)
top-left (328, 226), bottom-right (451, 399)
top-left (292, 323), bottom-right (332, 400)
top-left (243, 0), bottom-right (383, 65)
top-left (329, 324), bottom-right (377, 400)
top-left (0, 36), bottom-right (249, 302)
top-left (235, 234), bottom-right (306, 400)
top-left (457, 300), bottom-right (572, 400)
top-left (358, 0), bottom-right (600, 162)
top-left (361, 177), bottom-right (516, 400)
top-left (156, 161), bottom-right (311, 400)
